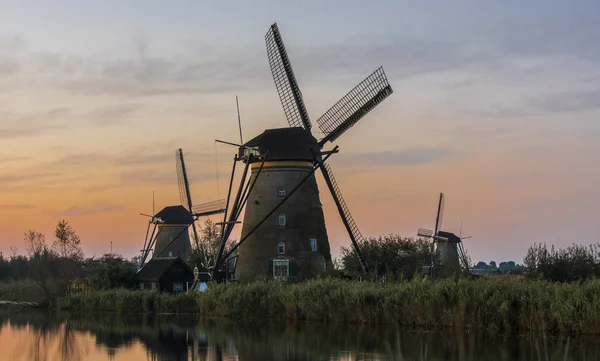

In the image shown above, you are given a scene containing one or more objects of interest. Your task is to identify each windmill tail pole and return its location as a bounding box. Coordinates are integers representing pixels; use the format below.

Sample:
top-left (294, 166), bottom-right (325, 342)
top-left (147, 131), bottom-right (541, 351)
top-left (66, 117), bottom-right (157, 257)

top-left (213, 155), bottom-right (251, 273)
top-left (217, 147), bottom-right (339, 268)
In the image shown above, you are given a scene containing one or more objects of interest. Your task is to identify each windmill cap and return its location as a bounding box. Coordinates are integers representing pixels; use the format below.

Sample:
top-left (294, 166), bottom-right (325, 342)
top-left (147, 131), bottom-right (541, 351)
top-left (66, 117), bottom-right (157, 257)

top-left (437, 231), bottom-right (461, 244)
top-left (244, 127), bottom-right (322, 162)
top-left (154, 205), bottom-right (194, 225)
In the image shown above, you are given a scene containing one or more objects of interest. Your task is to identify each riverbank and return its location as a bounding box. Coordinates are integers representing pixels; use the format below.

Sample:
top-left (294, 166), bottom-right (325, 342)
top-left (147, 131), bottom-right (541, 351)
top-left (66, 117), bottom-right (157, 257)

top-left (0, 280), bottom-right (45, 303)
top-left (56, 278), bottom-right (600, 335)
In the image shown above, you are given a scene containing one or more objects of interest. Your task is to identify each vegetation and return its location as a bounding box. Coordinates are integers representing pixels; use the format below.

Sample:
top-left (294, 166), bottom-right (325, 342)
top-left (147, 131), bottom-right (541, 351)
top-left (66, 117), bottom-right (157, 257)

top-left (188, 218), bottom-right (236, 269)
top-left (524, 242), bottom-right (600, 282)
top-left (0, 279), bottom-right (46, 303)
top-left (58, 277), bottom-right (600, 335)
top-left (340, 235), bottom-right (441, 280)
top-left (0, 220), bottom-right (137, 302)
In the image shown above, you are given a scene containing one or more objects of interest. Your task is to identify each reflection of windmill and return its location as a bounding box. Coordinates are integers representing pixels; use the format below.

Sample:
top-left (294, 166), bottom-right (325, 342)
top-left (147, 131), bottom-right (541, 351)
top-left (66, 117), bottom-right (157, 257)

top-left (136, 149), bottom-right (226, 271)
top-left (210, 22), bottom-right (393, 281)
top-left (417, 193), bottom-right (471, 277)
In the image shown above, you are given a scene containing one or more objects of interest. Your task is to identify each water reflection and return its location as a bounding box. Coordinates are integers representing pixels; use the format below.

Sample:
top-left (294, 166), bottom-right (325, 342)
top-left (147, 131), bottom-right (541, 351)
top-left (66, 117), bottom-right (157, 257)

top-left (1, 308), bottom-right (599, 361)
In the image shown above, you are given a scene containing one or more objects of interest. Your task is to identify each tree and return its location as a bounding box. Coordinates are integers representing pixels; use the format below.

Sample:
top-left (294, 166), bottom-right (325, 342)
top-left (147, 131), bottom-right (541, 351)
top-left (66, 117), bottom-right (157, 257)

top-left (189, 219), bottom-right (235, 269)
top-left (24, 230), bottom-right (54, 300)
top-left (85, 254), bottom-right (136, 290)
top-left (475, 261), bottom-right (489, 269)
top-left (54, 220), bottom-right (84, 261)
top-left (489, 261), bottom-right (497, 269)
top-left (341, 234), bottom-right (439, 280)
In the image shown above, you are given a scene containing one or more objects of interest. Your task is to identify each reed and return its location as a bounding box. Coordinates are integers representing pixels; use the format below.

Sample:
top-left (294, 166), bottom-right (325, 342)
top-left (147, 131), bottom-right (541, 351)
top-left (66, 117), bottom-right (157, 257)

top-left (57, 277), bottom-right (600, 335)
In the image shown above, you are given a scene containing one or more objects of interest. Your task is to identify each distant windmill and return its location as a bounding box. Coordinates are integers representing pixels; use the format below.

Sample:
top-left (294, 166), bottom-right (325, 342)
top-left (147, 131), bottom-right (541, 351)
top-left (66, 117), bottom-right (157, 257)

top-left (417, 193), bottom-right (471, 277)
top-left (136, 149), bottom-right (227, 271)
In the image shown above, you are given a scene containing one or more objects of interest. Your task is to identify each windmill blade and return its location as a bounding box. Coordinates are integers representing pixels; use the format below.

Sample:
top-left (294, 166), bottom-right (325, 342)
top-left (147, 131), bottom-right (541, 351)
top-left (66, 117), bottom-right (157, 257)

top-left (265, 23), bottom-right (312, 131)
top-left (319, 162), bottom-right (367, 271)
top-left (434, 193), bottom-right (445, 235)
top-left (417, 228), bottom-right (434, 238)
top-left (176, 149), bottom-right (194, 212)
top-left (193, 199), bottom-right (227, 217)
top-left (317, 67), bottom-right (393, 146)
top-left (176, 148), bottom-right (201, 246)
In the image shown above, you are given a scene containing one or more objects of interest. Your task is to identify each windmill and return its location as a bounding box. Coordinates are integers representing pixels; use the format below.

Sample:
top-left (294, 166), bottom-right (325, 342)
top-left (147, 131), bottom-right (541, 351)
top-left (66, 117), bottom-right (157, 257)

top-left (136, 149), bottom-right (227, 272)
top-left (417, 193), bottom-right (471, 277)
top-left (210, 22), bottom-right (393, 282)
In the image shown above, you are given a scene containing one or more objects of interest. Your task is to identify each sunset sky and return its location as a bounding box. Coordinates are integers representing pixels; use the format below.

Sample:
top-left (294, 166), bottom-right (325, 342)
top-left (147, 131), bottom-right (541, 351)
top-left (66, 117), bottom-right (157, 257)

top-left (1, 1), bottom-right (599, 264)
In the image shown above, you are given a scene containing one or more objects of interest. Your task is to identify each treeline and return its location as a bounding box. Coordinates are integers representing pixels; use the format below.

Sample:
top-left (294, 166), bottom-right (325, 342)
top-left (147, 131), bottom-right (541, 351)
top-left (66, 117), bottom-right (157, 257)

top-left (0, 220), bottom-right (137, 302)
top-left (524, 242), bottom-right (600, 282)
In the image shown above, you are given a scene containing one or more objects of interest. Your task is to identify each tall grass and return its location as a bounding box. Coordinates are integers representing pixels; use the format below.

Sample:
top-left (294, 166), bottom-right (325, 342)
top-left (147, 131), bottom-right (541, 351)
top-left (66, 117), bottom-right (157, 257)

top-left (57, 278), bottom-right (600, 335)
top-left (0, 280), bottom-right (45, 303)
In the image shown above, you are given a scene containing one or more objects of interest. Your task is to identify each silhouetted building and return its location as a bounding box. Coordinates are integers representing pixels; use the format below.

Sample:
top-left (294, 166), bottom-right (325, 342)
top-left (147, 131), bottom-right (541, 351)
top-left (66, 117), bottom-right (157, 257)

top-left (136, 256), bottom-right (194, 293)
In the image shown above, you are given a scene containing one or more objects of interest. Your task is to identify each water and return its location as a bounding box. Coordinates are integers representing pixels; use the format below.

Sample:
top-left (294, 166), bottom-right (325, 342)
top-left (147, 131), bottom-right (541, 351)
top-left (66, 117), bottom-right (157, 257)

top-left (0, 309), bottom-right (599, 361)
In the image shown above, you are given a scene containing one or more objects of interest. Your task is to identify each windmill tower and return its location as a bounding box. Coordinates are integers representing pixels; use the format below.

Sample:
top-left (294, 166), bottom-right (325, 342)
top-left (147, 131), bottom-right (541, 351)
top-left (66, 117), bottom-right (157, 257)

top-left (137, 149), bottom-right (226, 271)
top-left (417, 193), bottom-right (471, 278)
top-left (228, 23), bottom-right (393, 281)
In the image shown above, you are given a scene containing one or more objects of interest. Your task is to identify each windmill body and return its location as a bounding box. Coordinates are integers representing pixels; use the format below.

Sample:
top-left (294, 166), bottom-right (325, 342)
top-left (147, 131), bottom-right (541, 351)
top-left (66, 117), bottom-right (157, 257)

top-left (236, 128), bottom-right (331, 281)
top-left (210, 22), bottom-right (393, 282)
top-left (435, 231), bottom-right (461, 272)
top-left (152, 205), bottom-right (193, 261)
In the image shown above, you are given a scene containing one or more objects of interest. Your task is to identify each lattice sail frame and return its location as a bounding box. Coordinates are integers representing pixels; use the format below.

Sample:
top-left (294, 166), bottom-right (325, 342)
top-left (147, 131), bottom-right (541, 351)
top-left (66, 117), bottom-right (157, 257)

top-left (317, 67), bottom-right (393, 144)
top-left (265, 23), bottom-right (312, 131)
top-left (193, 199), bottom-right (227, 216)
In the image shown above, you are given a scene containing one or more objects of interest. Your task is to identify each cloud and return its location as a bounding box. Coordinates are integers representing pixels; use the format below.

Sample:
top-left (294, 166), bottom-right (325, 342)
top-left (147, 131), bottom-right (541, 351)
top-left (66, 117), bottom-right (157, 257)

top-left (58, 204), bottom-right (122, 217)
top-left (529, 89), bottom-right (600, 114)
top-left (0, 107), bottom-right (72, 139)
top-left (340, 148), bottom-right (457, 167)
top-left (0, 204), bottom-right (33, 211)
top-left (86, 103), bottom-right (140, 126)
top-left (466, 88), bottom-right (600, 120)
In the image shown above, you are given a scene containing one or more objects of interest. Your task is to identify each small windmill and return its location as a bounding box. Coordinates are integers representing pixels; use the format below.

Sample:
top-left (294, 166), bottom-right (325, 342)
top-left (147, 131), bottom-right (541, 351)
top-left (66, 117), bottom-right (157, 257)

top-left (210, 22), bottom-right (394, 281)
top-left (417, 193), bottom-right (471, 277)
top-left (136, 149), bottom-right (227, 271)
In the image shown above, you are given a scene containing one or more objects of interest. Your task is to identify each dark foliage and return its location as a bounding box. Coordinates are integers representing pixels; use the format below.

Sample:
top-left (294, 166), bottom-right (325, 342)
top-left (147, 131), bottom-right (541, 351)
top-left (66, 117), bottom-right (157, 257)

top-left (524, 242), bottom-right (600, 282)
top-left (340, 234), bottom-right (439, 280)
top-left (83, 254), bottom-right (137, 290)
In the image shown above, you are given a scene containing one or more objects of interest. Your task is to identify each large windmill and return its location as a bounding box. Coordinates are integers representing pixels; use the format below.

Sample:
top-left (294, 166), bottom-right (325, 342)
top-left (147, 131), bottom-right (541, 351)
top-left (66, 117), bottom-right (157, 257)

top-left (210, 23), bottom-right (393, 282)
top-left (417, 193), bottom-right (471, 278)
top-left (136, 149), bottom-right (226, 271)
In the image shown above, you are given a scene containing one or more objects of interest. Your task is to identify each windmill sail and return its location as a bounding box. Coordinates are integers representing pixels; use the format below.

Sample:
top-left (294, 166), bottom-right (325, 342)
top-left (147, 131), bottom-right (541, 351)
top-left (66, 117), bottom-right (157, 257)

top-left (265, 23), bottom-right (312, 131)
top-left (317, 67), bottom-right (392, 146)
top-left (176, 148), bottom-right (200, 246)
top-left (176, 149), bottom-right (193, 211)
top-left (192, 199), bottom-right (227, 217)
top-left (319, 163), bottom-right (366, 271)
top-left (434, 192), bottom-right (445, 235)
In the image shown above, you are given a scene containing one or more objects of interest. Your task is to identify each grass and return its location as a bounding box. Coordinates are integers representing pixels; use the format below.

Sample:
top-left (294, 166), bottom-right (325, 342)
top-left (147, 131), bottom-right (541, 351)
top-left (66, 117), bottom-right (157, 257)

top-left (56, 277), bottom-right (600, 335)
top-left (0, 280), bottom-right (46, 303)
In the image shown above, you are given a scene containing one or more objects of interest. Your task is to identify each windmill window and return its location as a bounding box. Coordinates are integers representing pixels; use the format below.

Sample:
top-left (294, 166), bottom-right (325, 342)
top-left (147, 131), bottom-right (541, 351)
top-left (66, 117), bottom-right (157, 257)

top-left (310, 238), bottom-right (317, 252)
top-left (277, 241), bottom-right (285, 254)
top-left (273, 259), bottom-right (290, 280)
top-left (173, 282), bottom-right (183, 292)
top-left (278, 188), bottom-right (286, 197)
top-left (168, 251), bottom-right (173, 257)
top-left (278, 213), bottom-right (287, 227)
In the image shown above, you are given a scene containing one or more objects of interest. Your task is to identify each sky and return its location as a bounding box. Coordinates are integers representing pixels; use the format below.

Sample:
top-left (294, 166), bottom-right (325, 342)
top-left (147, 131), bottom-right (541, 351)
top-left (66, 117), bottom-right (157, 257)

top-left (1, 0), bottom-right (599, 264)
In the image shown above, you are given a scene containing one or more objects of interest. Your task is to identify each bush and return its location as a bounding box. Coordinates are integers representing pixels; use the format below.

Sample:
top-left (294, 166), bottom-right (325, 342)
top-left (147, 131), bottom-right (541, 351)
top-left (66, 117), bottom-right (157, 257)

top-left (524, 242), bottom-right (600, 282)
top-left (340, 235), bottom-right (439, 280)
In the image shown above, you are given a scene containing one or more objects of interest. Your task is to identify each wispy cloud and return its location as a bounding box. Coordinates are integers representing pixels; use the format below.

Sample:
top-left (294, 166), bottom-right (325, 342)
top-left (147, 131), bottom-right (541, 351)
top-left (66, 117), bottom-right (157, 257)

top-left (339, 148), bottom-right (457, 167)
top-left (56, 204), bottom-right (122, 217)
top-left (0, 204), bottom-right (33, 211)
